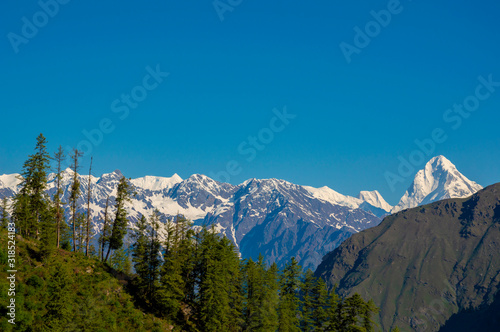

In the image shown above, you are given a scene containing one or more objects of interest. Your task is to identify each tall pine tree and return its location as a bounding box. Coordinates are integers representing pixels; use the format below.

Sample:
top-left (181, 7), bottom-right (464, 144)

top-left (105, 176), bottom-right (133, 262)
top-left (99, 195), bottom-right (111, 261)
top-left (0, 197), bottom-right (9, 229)
top-left (278, 257), bottom-right (302, 332)
top-left (69, 148), bottom-right (82, 252)
top-left (300, 269), bottom-right (316, 332)
top-left (53, 146), bottom-right (66, 249)
top-left (14, 133), bottom-right (51, 239)
top-left (85, 157), bottom-right (93, 256)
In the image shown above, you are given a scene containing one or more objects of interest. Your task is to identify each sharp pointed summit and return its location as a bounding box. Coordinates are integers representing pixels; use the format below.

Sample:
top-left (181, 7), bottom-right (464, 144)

top-left (358, 190), bottom-right (392, 213)
top-left (391, 155), bottom-right (483, 213)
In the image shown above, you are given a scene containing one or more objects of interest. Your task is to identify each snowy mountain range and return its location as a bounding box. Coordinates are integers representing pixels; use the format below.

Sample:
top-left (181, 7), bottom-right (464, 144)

top-left (0, 155), bottom-right (483, 270)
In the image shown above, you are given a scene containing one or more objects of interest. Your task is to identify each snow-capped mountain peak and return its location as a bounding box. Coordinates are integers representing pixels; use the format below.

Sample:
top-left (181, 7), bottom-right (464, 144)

top-left (303, 185), bottom-right (362, 210)
top-left (130, 174), bottom-right (182, 191)
top-left (357, 190), bottom-right (392, 212)
top-left (0, 173), bottom-right (21, 188)
top-left (391, 155), bottom-right (483, 213)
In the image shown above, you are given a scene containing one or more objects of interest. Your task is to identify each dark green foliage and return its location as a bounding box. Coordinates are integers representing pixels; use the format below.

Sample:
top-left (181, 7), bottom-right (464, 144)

top-left (1, 134), bottom-right (381, 332)
top-left (110, 247), bottom-right (132, 274)
top-left (0, 229), bottom-right (170, 331)
top-left (311, 277), bottom-right (328, 331)
top-left (301, 269), bottom-right (316, 331)
top-left (132, 215), bottom-right (150, 297)
top-left (39, 203), bottom-right (57, 258)
top-left (69, 148), bottom-right (83, 252)
top-left (157, 215), bottom-right (191, 321)
top-left (99, 195), bottom-right (111, 261)
top-left (106, 176), bottom-right (133, 261)
top-left (242, 255), bottom-right (280, 331)
top-left (13, 134), bottom-right (51, 239)
top-left (326, 285), bottom-right (341, 332)
top-left (53, 145), bottom-right (65, 249)
top-left (278, 257), bottom-right (302, 332)
top-left (43, 263), bottom-right (73, 330)
top-left (0, 198), bottom-right (9, 229)
top-left (197, 227), bottom-right (243, 332)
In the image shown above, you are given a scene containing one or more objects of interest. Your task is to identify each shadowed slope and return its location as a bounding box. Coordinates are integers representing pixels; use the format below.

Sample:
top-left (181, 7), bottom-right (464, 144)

top-left (315, 183), bottom-right (500, 332)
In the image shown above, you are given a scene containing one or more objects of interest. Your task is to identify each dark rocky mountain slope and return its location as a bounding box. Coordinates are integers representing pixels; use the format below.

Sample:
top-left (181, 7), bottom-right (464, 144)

top-left (315, 183), bottom-right (500, 331)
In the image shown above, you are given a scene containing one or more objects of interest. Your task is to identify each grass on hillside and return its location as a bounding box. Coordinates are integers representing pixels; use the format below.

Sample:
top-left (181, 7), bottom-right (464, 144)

top-left (0, 229), bottom-right (172, 332)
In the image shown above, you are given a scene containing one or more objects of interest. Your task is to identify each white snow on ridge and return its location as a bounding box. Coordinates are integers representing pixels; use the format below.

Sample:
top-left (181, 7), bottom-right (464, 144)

top-left (303, 185), bottom-right (362, 209)
top-left (303, 185), bottom-right (393, 213)
top-left (0, 174), bottom-right (21, 189)
top-left (358, 190), bottom-right (392, 212)
top-left (391, 155), bottom-right (483, 213)
top-left (0, 155), bottom-right (484, 224)
top-left (131, 174), bottom-right (182, 191)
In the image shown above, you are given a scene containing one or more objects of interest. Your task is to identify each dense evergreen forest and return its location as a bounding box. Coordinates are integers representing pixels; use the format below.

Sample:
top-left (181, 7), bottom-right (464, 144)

top-left (0, 134), bottom-right (381, 331)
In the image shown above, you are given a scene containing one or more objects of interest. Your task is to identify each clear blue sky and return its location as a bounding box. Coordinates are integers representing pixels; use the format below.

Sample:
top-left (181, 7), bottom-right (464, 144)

top-left (1, 0), bottom-right (499, 204)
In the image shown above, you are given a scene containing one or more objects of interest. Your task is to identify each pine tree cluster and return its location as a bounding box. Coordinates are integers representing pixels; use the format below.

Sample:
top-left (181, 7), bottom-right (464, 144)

top-left (3, 134), bottom-right (379, 331)
top-left (131, 214), bottom-right (379, 332)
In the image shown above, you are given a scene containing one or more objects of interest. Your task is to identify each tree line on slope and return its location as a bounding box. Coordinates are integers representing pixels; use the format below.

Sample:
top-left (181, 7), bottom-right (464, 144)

top-left (1, 134), bottom-right (380, 331)
top-left (4, 133), bottom-right (134, 265)
top-left (130, 212), bottom-right (380, 331)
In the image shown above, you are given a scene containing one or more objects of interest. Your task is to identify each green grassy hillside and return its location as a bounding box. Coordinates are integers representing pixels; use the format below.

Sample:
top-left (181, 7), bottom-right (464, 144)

top-left (0, 230), bottom-right (171, 331)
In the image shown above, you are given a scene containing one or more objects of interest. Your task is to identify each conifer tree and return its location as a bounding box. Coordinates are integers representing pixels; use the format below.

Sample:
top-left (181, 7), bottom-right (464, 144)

top-left (278, 257), bottom-right (302, 332)
top-left (300, 269), bottom-right (316, 331)
top-left (157, 215), bottom-right (188, 320)
top-left (343, 293), bottom-right (365, 330)
top-left (262, 262), bottom-right (280, 331)
top-left (69, 148), bottom-right (83, 251)
top-left (311, 276), bottom-right (328, 331)
top-left (146, 209), bottom-right (162, 298)
top-left (53, 146), bottom-right (65, 248)
top-left (99, 195), bottom-right (111, 261)
top-left (85, 157), bottom-right (93, 256)
top-left (105, 176), bottom-right (133, 262)
top-left (361, 299), bottom-right (379, 332)
top-left (197, 227), bottom-right (243, 332)
top-left (75, 212), bottom-right (86, 252)
top-left (12, 191), bottom-right (30, 237)
top-left (243, 258), bottom-right (261, 330)
top-left (0, 197), bottom-right (9, 229)
top-left (242, 255), bottom-right (275, 331)
top-left (110, 247), bottom-right (131, 273)
top-left (132, 214), bottom-right (150, 299)
top-left (44, 263), bottom-right (73, 331)
top-left (39, 202), bottom-right (57, 258)
top-left (325, 285), bottom-right (341, 332)
top-left (175, 215), bottom-right (197, 305)
top-left (14, 133), bottom-right (51, 239)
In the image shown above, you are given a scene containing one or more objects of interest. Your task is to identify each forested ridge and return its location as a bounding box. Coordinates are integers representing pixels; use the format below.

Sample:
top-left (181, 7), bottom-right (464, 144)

top-left (0, 134), bottom-right (381, 331)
